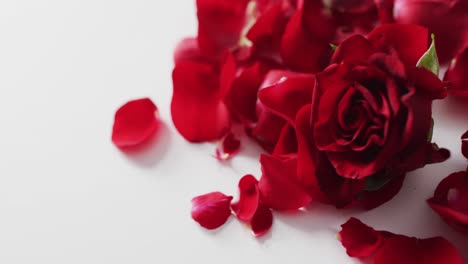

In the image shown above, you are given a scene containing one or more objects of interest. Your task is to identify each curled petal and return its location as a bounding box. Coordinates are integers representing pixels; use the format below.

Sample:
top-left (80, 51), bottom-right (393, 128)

top-left (250, 204), bottom-right (273, 237)
top-left (427, 170), bottom-right (468, 232)
top-left (215, 132), bottom-right (241, 161)
top-left (174, 37), bottom-right (205, 64)
top-left (171, 61), bottom-right (230, 142)
top-left (233, 175), bottom-right (260, 221)
top-left (111, 98), bottom-right (159, 148)
top-left (339, 217), bottom-right (383, 257)
top-left (191, 192), bottom-right (233, 230)
top-left (360, 172), bottom-right (405, 210)
top-left (410, 67), bottom-right (447, 100)
top-left (259, 154), bottom-right (312, 210)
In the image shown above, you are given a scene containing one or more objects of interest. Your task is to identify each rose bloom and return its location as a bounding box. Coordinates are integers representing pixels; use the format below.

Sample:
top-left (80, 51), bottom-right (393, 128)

top-left (257, 24), bottom-right (449, 209)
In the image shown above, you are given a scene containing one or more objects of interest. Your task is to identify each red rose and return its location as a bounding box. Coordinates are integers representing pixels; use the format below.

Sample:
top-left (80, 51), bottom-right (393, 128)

top-left (428, 167), bottom-right (468, 233)
top-left (444, 47), bottom-right (468, 97)
top-left (258, 24), bottom-right (449, 209)
top-left (378, 0), bottom-right (468, 64)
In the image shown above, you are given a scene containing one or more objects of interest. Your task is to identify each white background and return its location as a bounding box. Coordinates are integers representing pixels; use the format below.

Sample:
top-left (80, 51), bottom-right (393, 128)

top-left (0, 1), bottom-right (467, 263)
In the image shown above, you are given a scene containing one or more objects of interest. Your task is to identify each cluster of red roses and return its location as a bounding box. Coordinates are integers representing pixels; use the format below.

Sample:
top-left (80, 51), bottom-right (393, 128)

top-left (111, 0), bottom-right (468, 262)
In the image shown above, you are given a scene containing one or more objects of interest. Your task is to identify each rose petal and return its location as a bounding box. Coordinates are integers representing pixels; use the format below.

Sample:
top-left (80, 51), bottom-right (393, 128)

top-left (233, 175), bottom-right (260, 221)
top-left (427, 170), bottom-right (468, 232)
top-left (339, 217), bottom-right (383, 257)
top-left (191, 192), bottom-right (233, 230)
top-left (171, 60), bottom-right (230, 142)
top-left (111, 98), bottom-right (159, 148)
top-left (444, 47), bottom-right (468, 97)
top-left (368, 24), bottom-right (429, 68)
top-left (196, 0), bottom-right (250, 58)
top-left (331, 34), bottom-right (376, 64)
top-left (410, 67), bottom-right (447, 100)
top-left (258, 74), bottom-right (315, 124)
top-left (250, 203), bottom-right (273, 236)
top-left (360, 171), bottom-right (406, 210)
top-left (258, 154), bottom-right (312, 210)
top-left (374, 236), bottom-right (463, 264)
top-left (250, 106), bottom-right (286, 153)
top-left (215, 132), bottom-right (241, 161)
top-left (280, 7), bottom-right (332, 73)
top-left (174, 37), bottom-right (205, 64)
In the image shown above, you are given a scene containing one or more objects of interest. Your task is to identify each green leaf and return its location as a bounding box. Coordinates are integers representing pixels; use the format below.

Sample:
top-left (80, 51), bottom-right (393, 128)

top-left (416, 34), bottom-right (439, 76)
top-left (330, 43), bottom-right (338, 51)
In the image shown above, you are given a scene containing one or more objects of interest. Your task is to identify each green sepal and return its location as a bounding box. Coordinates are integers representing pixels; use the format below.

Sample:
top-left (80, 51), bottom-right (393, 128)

top-left (416, 34), bottom-right (439, 76)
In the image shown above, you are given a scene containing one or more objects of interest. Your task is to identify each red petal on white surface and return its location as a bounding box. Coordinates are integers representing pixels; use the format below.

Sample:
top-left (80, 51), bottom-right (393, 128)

top-left (111, 98), bottom-right (160, 148)
top-left (191, 192), bottom-right (233, 230)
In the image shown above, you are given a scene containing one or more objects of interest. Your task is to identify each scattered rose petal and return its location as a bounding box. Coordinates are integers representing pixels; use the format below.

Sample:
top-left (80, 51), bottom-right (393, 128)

top-left (111, 98), bottom-right (159, 148)
top-left (191, 192), bottom-right (233, 230)
top-left (250, 203), bottom-right (273, 236)
top-left (339, 217), bottom-right (383, 257)
top-left (171, 60), bottom-right (231, 142)
top-left (216, 132), bottom-right (241, 161)
top-left (427, 169), bottom-right (468, 233)
top-left (339, 218), bottom-right (464, 264)
top-left (233, 175), bottom-right (260, 221)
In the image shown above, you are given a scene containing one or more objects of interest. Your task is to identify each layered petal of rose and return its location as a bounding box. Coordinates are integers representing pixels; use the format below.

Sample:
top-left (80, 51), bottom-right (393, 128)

top-left (444, 47), bottom-right (468, 97)
top-left (215, 132), bottom-right (241, 161)
top-left (393, 0), bottom-right (468, 64)
top-left (258, 73), bottom-right (315, 124)
top-left (111, 98), bottom-right (160, 148)
top-left (339, 218), bottom-right (464, 264)
top-left (368, 24), bottom-right (429, 69)
top-left (196, 0), bottom-right (250, 58)
top-left (232, 175), bottom-right (273, 236)
top-left (191, 192), bottom-right (233, 230)
top-left (249, 105), bottom-right (287, 153)
top-left (171, 57), bottom-right (234, 142)
top-left (258, 154), bottom-right (312, 210)
top-left (280, 4), bottom-right (333, 73)
top-left (427, 169), bottom-right (468, 233)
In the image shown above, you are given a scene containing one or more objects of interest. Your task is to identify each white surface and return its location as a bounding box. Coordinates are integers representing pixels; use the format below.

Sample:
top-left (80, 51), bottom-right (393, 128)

top-left (0, 1), bottom-right (467, 263)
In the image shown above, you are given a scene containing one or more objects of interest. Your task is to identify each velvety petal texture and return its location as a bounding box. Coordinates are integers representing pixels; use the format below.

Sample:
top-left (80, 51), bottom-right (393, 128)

top-left (111, 98), bottom-right (159, 148)
top-left (339, 217), bottom-right (383, 257)
top-left (191, 192), bottom-right (233, 230)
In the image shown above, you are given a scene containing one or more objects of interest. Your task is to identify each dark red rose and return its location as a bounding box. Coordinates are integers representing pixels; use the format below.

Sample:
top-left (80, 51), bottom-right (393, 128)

top-left (428, 167), bottom-right (468, 233)
top-left (259, 24), bottom-right (449, 208)
top-left (379, 0), bottom-right (468, 64)
top-left (339, 218), bottom-right (464, 264)
top-left (444, 47), bottom-right (468, 97)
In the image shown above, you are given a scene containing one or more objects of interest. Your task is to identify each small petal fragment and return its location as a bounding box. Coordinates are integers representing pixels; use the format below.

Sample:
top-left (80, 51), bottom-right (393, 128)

top-left (216, 132), bottom-right (241, 161)
top-left (191, 192), bottom-right (233, 230)
top-left (111, 98), bottom-right (159, 148)
top-left (233, 175), bottom-right (260, 221)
